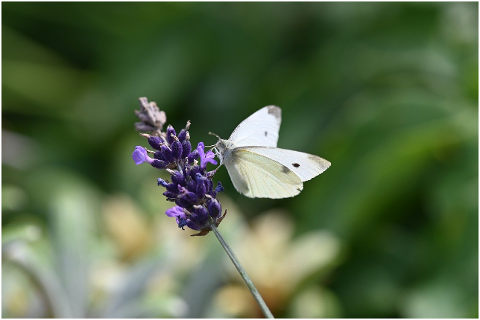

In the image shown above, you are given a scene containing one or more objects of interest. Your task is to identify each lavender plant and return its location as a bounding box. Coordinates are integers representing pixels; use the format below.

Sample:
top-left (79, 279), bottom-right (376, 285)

top-left (132, 97), bottom-right (226, 236)
top-left (132, 97), bottom-right (274, 318)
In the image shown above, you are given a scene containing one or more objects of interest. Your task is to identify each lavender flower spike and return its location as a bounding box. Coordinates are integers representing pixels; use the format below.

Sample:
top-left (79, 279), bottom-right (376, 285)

top-left (132, 98), bottom-right (225, 236)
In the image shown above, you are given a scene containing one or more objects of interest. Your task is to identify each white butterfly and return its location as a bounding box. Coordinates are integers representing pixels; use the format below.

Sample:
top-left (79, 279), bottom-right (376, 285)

top-left (213, 106), bottom-right (331, 199)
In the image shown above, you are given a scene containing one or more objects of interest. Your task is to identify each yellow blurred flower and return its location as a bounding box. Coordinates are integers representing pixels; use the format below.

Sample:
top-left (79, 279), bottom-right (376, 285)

top-left (211, 199), bottom-right (342, 317)
top-left (102, 194), bottom-right (154, 262)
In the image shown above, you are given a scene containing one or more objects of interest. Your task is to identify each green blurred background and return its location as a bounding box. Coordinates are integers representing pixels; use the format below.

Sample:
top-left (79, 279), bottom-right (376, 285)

top-left (2, 2), bottom-right (478, 318)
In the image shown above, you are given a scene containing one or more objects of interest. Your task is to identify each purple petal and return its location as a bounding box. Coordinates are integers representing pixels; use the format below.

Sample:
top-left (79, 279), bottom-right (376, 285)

top-left (197, 142), bottom-right (205, 158)
top-left (157, 178), bottom-right (169, 187)
top-left (215, 181), bottom-right (224, 192)
top-left (205, 151), bottom-right (218, 165)
top-left (165, 206), bottom-right (186, 219)
top-left (132, 146), bottom-right (148, 165)
top-left (197, 142), bottom-right (217, 168)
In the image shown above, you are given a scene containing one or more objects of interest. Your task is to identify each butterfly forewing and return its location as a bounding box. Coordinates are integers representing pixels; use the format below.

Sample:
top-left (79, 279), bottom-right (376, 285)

top-left (228, 106), bottom-right (281, 148)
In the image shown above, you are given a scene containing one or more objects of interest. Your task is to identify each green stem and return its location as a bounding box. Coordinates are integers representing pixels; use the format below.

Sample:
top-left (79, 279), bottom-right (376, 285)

top-left (209, 222), bottom-right (274, 318)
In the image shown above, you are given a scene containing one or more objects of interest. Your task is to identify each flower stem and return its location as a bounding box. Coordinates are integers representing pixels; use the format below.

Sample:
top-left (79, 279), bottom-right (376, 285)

top-left (209, 222), bottom-right (274, 318)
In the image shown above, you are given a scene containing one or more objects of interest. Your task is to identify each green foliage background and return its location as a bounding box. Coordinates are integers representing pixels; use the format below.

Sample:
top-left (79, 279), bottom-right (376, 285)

top-left (2, 2), bottom-right (478, 318)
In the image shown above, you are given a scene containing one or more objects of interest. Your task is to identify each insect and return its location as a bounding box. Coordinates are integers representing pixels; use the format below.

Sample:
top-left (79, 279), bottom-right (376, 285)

top-left (212, 106), bottom-right (331, 199)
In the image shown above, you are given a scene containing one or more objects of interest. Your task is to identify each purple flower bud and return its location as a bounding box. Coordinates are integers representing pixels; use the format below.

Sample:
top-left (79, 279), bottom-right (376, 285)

top-left (193, 205), bottom-right (208, 217)
top-left (189, 166), bottom-right (201, 180)
top-left (154, 151), bottom-right (166, 161)
top-left (148, 136), bottom-right (164, 150)
top-left (206, 179), bottom-right (213, 193)
top-left (163, 191), bottom-right (178, 199)
top-left (187, 220), bottom-right (201, 231)
top-left (182, 166), bottom-right (188, 177)
top-left (157, 178), bottom-right (169, 187)
top-left (171, 141), bottom-right (183, 160)
top-left (181, 191), bottom-right (197, 204)
top-left (195, 172), bottom-right (205, 182)
top-left (208, 199), bottom-right (221, 218)
top-left (166, 125), bottom-right (176, 144)
top-left (188, 150), bottom-right (199, 164)
top-left (175, 197), bottom-right (192, 208)
top-left (193, 205), bottom-right (209, 226)
top-left (166, 183), bottom-right (180, 192)
top-left (151, 160), bottom-right (167, 169)
top-left (196, 181), bottom-right (206, 199)
top-left (171, 171), bottom-right (186, 186)
top-left (187, 180), bottom-right (197, 193)
top-left (161, 145), bottom-right (175, 163)
top-left (181, 141), bottom-right (192, 159)
top-left (206, 170), bottom-right (216, 178)
top-left (178, 129), bottom-right (188, 142)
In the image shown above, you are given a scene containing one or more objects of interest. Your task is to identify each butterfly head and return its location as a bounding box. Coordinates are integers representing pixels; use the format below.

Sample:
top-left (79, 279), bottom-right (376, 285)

top-left (209, 132), bottom-right (235, 164)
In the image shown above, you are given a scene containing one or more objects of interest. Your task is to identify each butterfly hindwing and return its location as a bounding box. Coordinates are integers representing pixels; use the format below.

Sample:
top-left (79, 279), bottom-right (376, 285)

top-left (223, 148), bottom-right (303, 199)
top-left (239, 147), bottom-right (331, 182)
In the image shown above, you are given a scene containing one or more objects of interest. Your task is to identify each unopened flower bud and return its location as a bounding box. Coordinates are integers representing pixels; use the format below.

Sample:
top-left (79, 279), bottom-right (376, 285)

top-left (171, 140), bottom-right (183, 160)
top-left (148, 136), bottom-right (164, 150)
top-left (166, 125), bottom-right (177, 144)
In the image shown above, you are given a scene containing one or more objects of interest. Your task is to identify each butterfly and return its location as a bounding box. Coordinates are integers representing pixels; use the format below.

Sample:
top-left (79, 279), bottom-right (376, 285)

top-left (212, 106), bottom-right (330, 198)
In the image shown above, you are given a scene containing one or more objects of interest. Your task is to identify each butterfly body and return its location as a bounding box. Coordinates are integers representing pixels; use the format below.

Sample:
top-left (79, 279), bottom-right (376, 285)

top-left (215, 106), bottom-right (330, 199)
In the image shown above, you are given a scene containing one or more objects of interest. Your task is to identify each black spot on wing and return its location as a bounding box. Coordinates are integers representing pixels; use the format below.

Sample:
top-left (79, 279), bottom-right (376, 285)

top-left (264, 131), bottom-right (268, 136)
top-left (293, 163), bottom-right (300, 168)
top-left (281, 165), bottom-right (290, 174)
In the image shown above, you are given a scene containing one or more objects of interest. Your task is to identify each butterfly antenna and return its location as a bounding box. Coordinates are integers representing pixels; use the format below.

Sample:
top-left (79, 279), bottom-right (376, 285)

top-left (209, 132), bottom-right (221, 140)
top-left (205, 132), bottom-right (220, 148)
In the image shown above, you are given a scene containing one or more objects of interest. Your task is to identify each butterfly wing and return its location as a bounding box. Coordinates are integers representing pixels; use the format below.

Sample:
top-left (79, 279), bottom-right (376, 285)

top-left (228, 106), bottom-right (281, 148)
top-left (223, 148), bottom-right (303, 199)
top-left (240, 147), bottom-right (331, 182)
